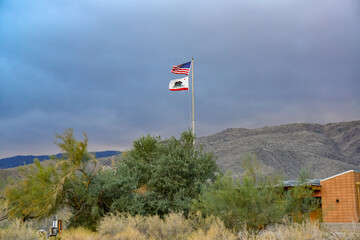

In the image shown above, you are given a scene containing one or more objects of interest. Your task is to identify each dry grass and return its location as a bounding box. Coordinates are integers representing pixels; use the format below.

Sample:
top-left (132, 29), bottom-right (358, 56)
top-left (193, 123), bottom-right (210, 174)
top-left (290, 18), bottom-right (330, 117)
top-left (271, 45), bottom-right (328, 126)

top-left (188, 220), bottom-right (237, 240)
top-left (112, 227), bottom-right (147, 240)
top-left (98, 212), bottom-right (237, 240)
top-left (0, 219), bottom-right (40, 240)
top-left (58, 219), bottom-right (360, 240)
top-left (98, 212), bottom-right (192, 240)
top-left (1, 215), bottom-right (359, 240)
top-left (98, 213), bottom-right (146, 238)
top-left (60, 227), bottom-right (98, 240)
top-left (238, 220), bottom-right (360, 240)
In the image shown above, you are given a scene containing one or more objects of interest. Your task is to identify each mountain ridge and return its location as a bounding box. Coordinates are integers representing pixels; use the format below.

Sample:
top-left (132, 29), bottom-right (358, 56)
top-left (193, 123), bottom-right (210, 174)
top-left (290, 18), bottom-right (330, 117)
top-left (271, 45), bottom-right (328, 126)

top-left (0, 150), bottom-right (121, 169)
top-left (1, 120), bottom-right (359, 180)
top-left (197, 120), bottom-right (360, 179)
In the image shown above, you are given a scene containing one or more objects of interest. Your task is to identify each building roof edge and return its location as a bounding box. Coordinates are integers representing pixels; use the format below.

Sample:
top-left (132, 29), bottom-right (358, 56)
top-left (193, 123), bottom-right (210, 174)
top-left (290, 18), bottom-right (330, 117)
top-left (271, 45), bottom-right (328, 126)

top-left (321, 170), bottom-right (360, 182)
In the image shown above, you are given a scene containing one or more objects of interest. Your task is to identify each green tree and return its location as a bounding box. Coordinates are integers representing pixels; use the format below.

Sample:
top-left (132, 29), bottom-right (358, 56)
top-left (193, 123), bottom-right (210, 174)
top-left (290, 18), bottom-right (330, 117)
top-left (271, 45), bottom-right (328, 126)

top-left (5, 129), bottom-right (99, 222)
top-left (284, 168), bottom-right (321, 222)
top-left (191, 154), bottom-right (319, 232)
top-left (5, 129), bottom-right (218, 230)
top-left (66, 162), bottom-right (143, 230)
top-left (192, 173), bottom-right (285, 232)
top-left (114, 130), bottom-right (219, 216)
top-left (67, 130), bottom-right (218, 229)
top-left (5, 159), bottom-right (61, 220)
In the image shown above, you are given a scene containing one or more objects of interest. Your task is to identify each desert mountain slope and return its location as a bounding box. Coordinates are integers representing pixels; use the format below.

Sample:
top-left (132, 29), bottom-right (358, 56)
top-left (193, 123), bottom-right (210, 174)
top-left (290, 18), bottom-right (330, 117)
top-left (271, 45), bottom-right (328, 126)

top-left (197, 120), bottom-right (360, 179)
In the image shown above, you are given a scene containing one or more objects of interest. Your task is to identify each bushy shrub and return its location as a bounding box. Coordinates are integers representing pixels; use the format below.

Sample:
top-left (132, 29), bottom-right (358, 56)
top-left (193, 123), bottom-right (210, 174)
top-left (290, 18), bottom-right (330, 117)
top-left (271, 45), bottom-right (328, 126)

top-left (4, 129), bottom-right (217, 230)
top-left (69, 130), bottom-right (218, 230)
top-left (192, 172), bottom-right (286, 232)
top-left (115, 130), bottom-right (218, 217)
top-left (65, 165), bottom-right (141, 230)
top-left (192, 154), bottom-right (320, 232)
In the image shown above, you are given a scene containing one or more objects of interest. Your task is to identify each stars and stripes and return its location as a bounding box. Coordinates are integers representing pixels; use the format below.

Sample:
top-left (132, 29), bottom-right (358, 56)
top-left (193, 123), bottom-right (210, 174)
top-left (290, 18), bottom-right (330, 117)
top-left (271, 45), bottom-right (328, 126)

top-left (171, 61), bottom-right (191, 75)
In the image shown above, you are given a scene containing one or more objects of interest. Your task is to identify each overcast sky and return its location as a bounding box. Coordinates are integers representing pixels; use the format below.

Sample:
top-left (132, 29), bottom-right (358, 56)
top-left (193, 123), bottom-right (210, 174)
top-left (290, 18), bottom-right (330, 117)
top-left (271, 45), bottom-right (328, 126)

top-left (1, 0), bottom-right (359, 158)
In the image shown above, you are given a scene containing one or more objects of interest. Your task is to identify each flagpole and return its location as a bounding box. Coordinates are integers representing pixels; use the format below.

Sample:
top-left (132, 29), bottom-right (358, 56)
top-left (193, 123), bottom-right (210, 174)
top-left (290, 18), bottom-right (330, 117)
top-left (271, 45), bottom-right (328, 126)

top-left (191, 57), bottom-right (195, 145)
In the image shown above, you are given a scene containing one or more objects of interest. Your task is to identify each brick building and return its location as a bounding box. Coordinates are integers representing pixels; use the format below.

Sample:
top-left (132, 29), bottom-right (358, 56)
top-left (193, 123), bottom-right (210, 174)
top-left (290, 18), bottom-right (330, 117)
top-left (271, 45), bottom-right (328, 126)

top-left (320, 170), bottom-right (360, 223)
top-left (281, 170), bottom-right (360, 225)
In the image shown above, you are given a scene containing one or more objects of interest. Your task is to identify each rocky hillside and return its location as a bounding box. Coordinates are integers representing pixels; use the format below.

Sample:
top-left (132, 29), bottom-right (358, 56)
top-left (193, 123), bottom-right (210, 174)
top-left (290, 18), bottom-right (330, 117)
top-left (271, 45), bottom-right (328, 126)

top-left (197, 120), bottom-right (360, 179)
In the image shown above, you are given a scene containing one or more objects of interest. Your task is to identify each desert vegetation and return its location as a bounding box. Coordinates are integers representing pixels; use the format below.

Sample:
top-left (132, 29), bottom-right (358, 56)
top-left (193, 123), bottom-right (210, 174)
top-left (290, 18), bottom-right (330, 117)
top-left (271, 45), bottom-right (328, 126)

top-left (0, 129), bottom-right (358, 239)
top-left (1, 213), bottom-right (359, 239)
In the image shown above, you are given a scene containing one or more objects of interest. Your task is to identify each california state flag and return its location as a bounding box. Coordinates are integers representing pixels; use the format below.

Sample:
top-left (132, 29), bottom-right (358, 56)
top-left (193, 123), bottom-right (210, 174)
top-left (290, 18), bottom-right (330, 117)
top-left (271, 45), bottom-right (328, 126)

top-left (169, 77), bottom-right (189, 91)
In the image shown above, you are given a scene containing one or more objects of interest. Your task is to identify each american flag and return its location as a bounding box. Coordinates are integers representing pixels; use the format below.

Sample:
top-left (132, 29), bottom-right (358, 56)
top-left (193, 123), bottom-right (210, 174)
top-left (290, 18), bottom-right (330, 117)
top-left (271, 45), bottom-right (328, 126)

top-left (171, 61), bottom-right (191, 75)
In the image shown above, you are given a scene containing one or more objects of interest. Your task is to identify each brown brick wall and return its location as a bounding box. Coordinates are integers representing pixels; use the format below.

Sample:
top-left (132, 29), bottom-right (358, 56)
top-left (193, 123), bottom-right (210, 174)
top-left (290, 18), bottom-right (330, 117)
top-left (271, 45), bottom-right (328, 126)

top-left (321, 171), bottom-right (360, 223)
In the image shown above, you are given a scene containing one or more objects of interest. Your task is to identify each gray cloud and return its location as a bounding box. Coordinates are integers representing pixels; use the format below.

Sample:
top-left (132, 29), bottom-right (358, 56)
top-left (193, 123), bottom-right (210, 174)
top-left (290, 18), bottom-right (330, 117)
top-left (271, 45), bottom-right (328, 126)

top-left (0, 0), bottom-right (359, 158)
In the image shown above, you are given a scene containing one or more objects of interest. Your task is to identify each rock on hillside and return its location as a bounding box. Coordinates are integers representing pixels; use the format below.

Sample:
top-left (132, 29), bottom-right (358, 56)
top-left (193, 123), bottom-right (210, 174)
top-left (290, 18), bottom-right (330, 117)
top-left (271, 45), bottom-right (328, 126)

top-left (197, 120), bottom-right (360, 179)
